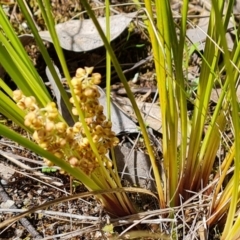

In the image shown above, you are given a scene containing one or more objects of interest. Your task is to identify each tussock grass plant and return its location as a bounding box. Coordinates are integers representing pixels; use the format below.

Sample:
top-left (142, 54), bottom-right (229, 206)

top-left (1, 0), bottom-right (240, 238)
top-left (139, 0), bottom-right (240, 239)
top-left (0, 0), bottom-right (141, 219)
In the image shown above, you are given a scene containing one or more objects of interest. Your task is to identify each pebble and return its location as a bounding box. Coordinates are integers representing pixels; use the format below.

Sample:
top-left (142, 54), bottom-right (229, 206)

top-left (1, 179), bottom-right (8, 185)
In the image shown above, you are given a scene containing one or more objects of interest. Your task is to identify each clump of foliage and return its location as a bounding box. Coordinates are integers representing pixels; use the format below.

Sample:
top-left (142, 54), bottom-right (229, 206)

top-left (1, 0), bottom-right (240, 239)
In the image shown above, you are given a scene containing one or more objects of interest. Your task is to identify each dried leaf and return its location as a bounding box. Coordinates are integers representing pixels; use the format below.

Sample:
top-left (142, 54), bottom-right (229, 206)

top-left (186, 4), bottom-right (234, 51)
top-left (114, 145), bottom-right (157, 190)
top-left (98, 87), bottom-right (138, 134)
top-left (211, 85), bottom-right (240, 103)
top-left (20, 12), bottom-right (137, 52)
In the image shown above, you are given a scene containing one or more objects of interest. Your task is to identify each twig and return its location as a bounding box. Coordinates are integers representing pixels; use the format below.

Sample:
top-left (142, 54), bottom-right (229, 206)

top-left (0, 150), bottom-right (63, 187)
top-left (0, 183), bottom-right (43, 239)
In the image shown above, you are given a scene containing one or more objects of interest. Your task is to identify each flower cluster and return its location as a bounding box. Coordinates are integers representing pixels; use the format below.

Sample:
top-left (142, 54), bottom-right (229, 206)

top-left (13, 67), bottom-right (119, 175)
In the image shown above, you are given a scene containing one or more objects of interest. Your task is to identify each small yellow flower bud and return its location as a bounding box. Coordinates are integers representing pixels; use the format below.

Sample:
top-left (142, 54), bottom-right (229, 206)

top-left (103, 121), bottom-right (112, 128)
top-left (13, 90), bottom-right (23, 102)
top-left (72, 107), bottom-right (78, 115)
top-left (45, 121), bottom-right (55, 132)
top-left (35, 129), bottom-right (46, 139)
top-left (55, 122), bottom-right (67, 133)
top-left (39, 141), bottom-right (48, 148)
top-left (17, 101), bottom-right (26, 110)
top-left (111, 137), bottom-right (119, 146)
top-left (32, 131), bottom-right (39, 141)
top-left (32, 117), bottom-right (44, 129)
top-left (95, 125), bottom-right (103, 133)
top-left (106, 160), bottom-right (112, 168)
top-left (69, 97), bottom-right (74, 104)
top-left (24, 118), bottom-right (32, 127)
top-left (48, 112), bottom-right (58, 120)
top-left (92, 134), bottom-right (100, 143)
top-left (45, 102), bottom-right (57, 112)
top-left (73, 122), bottom-right (82, 133)
top-left (24, 96), bottom-right (36, 108)
top-left (97, 105), bottom-right (104, 112)
top-left (76, 68), bottom-right (86, 78)
top-left (85, 118), bottom-right (93, 124)
top-left (54, 151), bottom-right (63, 158)
top-left (71, 77), bottom-right (81, 87)
top-left (81, 138), bottom-right (89, 147)
top-left (98, 145), bottom-right (107, 155)
top-left (58, 138), bottom-right (67, 146)
top-left (83, 87), bottom-right (95, 97)
top-left (25, 111), bottom-right (35, 122)
top-left (85, 66), bottom-right (94, 75)
top-left (73, 88), bottom-right (82, 95)
top-left (69, 156), bottom-right (79, 167)
top-left (66, 127), bottom-right (74, 139)
top-left (91, 73), bottom-right (101, 85)
top-left (43, 158), bottom-right (54, 166)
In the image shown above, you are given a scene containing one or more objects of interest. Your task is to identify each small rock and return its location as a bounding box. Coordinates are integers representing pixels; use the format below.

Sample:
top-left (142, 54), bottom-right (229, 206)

top-left (1, 200), bottom-right (14, 209)
top-left (1, 179), bottom-right (8, 185)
